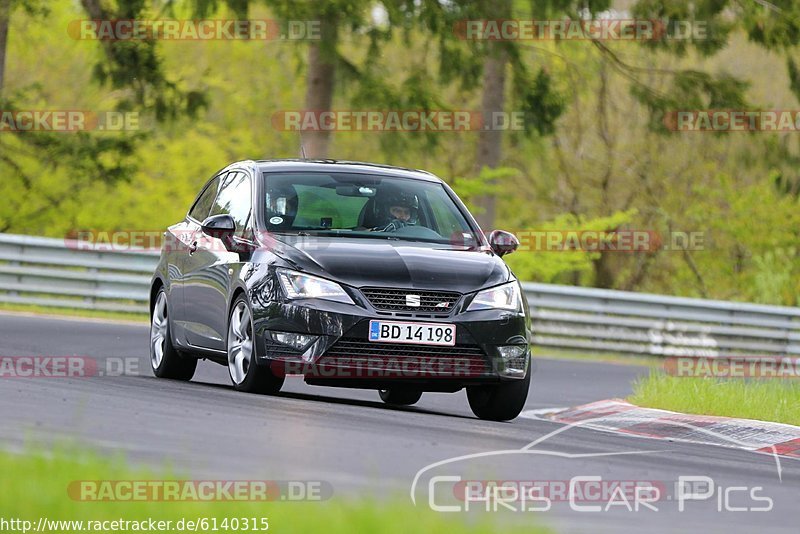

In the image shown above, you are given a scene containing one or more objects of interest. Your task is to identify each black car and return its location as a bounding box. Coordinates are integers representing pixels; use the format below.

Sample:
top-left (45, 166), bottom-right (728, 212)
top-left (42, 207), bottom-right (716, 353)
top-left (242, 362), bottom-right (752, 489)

top-left (149, 160), bottom-right (531, 421)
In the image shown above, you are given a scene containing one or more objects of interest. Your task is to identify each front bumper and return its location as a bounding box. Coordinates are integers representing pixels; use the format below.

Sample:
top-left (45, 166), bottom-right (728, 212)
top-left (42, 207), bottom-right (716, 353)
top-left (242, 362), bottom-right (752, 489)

top-left (250, 294), bottom-right (530, 390)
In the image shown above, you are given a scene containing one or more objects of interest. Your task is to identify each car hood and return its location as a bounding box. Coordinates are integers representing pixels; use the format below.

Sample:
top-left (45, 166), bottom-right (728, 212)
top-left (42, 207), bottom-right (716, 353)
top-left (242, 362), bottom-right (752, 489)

top-left (265, 236), bottom-right (510, 292)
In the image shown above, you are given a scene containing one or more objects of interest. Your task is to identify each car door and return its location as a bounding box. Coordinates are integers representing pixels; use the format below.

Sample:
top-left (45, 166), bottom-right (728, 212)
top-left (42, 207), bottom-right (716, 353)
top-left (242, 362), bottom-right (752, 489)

top-left (183, 170), bottom-right (253, 351)
top-left (168, 174), bottom-right (221, 345)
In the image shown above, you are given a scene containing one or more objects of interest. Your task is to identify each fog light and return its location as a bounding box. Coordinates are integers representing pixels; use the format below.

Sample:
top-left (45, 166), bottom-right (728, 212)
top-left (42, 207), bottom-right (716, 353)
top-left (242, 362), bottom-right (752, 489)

top-left (498, 345), bottom-right (525, 359)
top-left (272, 332), bottom-right (316, 352)
top-left (497, 345), bottom-right (528, 377)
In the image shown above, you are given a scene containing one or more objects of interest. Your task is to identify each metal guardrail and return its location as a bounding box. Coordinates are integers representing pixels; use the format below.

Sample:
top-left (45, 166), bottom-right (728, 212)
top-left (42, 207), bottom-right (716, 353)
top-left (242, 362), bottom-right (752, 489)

top-left (523, 283), bottom-right (800, 357)
top-left (0, 233), bottom-right (158, 313)
top-left (1, 232), bottom-right (798, 357)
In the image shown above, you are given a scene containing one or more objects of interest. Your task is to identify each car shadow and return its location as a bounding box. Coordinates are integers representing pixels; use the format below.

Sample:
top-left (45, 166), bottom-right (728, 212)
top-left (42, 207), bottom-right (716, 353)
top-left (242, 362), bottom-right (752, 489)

top-left (177, 377), bottom-right (477, 421)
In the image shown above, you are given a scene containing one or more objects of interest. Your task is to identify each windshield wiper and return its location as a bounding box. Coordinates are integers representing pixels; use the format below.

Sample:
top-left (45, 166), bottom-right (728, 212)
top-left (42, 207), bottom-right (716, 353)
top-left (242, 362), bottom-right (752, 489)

top-left (323, 232), bottom-right (400, 240)
top-left (269, 230), bottom-right (312, 236)
top-left (332, 233), bottom-right (451, 244)
top-left (270, 230), bottom-right (450, 244)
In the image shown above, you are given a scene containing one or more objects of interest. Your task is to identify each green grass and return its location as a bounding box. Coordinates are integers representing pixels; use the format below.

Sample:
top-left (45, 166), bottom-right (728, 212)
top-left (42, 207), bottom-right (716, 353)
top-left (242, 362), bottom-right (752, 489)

top-left (531, 346), bottom-right (661, 367)
top-left (0, 302), bottom-right (148, 323)
top-left (0, 448), bottom-right (550, 533)
top-left (629, 372), bottom-right (800, 426)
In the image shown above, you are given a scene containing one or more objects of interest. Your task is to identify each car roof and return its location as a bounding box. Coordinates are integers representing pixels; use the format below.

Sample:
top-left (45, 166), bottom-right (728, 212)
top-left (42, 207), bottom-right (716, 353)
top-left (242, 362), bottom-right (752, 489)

top-left (248, 159), bottom-right (443, 183)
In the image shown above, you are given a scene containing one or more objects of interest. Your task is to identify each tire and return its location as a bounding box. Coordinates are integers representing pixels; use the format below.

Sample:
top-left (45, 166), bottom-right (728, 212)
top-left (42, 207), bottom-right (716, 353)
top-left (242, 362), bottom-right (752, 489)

top-left (150, 288), bottom-right (197, 380)
top-left (227, 295), bottom-right (284, 394)
top-left (467, 369), bottom-right (531, 421)
top-left (379, 389), bottom-right (422, 406)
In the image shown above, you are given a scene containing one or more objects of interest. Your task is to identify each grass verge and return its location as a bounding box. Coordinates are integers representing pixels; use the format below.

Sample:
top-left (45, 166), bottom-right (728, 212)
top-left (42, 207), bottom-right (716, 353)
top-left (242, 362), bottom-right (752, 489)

top-left (0, 448), bottom-right (550, 533)
top-left (0, 302), bottom-right (148, 323)
top-left (531, 346), bottom-right (661, 367)
top-left (629, 372), bottom-right (800, 426)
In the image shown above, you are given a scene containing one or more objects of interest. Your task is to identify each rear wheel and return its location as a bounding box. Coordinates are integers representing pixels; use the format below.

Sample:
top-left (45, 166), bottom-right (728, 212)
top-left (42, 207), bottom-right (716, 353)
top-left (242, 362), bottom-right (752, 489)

top-left (378, 389), bottom-right (422, 406)
top-left (150, 288), bottom-right (197, 380)
top-left (227, 296), bottom-right (284, 394)
top-left (467, 369), bottom-right (530, 421)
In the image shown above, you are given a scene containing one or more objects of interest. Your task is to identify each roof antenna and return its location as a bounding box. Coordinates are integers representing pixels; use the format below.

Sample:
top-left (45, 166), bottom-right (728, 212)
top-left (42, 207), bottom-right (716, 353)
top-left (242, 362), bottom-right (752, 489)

top-left (300, 140), bottom-right (307, 160)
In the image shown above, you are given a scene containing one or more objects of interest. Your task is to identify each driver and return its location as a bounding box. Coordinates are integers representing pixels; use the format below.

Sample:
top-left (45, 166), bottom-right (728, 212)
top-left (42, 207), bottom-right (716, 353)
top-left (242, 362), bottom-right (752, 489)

top-left (371, 189), bottom-right (419, 232)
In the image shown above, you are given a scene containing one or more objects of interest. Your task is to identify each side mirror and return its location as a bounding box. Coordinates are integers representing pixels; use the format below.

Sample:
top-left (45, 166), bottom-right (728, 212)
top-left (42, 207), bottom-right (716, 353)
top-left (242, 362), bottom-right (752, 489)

top-left (201, 214), bottom-right (236, 240)
top-left (488, 230), bottom-right (519, 257)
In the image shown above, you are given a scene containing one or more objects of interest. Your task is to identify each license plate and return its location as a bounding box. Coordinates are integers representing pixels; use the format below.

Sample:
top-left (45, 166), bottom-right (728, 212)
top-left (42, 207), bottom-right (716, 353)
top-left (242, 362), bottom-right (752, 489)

top-left (368, 320), bottom-right (456, 346)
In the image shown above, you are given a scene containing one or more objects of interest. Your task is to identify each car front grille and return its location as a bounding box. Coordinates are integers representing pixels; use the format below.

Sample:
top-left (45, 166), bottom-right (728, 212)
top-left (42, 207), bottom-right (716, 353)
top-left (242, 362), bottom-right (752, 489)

top-left (360, 287), bottom-right (461, 313)
top-left (315, 338), bottom-right (490, 378)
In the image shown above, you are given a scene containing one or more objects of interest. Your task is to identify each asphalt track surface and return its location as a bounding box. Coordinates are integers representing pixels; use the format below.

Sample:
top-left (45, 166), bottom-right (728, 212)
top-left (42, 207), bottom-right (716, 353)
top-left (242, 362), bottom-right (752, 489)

top-left (2, 312), bottom-right (799, 533)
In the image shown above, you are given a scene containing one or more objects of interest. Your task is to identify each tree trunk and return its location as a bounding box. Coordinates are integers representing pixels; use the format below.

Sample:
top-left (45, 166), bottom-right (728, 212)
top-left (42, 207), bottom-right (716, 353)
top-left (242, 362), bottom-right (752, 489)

top-left (302, 16), bottom-right (338, 159)
top-left (473, 0), bottom-right (510, 230)
top-left (0, 0), bottom-right (11, 95)
top-left (592, 250), bottom-right (616, 289)
top-left (80, 0), bottom-right (115, 63)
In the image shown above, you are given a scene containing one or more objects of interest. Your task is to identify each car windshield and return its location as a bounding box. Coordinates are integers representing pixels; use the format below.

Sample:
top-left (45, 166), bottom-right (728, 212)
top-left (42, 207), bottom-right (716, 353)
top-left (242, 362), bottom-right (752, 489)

top-left (260, 172), bottom-right (480, 246)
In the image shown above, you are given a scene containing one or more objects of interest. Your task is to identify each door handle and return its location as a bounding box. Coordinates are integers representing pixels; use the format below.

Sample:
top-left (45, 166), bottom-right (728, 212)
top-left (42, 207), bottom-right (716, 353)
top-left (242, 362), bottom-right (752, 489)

top-left (188, 241), bottom-right (198, 254)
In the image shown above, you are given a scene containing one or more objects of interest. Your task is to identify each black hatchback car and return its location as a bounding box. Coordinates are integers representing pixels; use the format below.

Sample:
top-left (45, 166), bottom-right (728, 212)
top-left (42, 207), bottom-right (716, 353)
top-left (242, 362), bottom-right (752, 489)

top-left (150, 160), bottom-right (531, 421)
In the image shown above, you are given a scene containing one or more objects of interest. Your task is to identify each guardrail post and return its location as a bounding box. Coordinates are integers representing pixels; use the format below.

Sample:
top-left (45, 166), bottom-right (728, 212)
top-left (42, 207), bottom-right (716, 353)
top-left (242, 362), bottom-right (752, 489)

top-left (87, 265), bottom-right (98, 308)
top-left (8, 257), bottom-right (20, 296)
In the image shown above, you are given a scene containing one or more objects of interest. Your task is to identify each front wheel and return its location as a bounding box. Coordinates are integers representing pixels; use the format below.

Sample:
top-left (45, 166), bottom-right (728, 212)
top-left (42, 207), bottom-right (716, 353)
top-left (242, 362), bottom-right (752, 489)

top-left (150, 288), bottom-right (197, 380)
top-left (378, 389), bottom-right (422, 406)
top-left (467, 370), bottom-right (530, 421)
top-left (227, 296), bottom-right (284, 394)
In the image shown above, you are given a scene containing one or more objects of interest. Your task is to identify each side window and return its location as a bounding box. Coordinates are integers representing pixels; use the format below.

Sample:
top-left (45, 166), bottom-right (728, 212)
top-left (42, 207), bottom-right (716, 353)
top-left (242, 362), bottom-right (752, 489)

top-left (188, 175), bottom-right (222, 222)
top-left (209, 171), bottom-right (252, 238)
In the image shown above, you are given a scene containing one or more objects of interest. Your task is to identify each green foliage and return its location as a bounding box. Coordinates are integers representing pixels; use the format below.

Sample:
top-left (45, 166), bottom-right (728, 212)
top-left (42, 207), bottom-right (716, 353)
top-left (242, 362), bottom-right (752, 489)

top-left (504, 210), bottom-right (639, 284)
top-left (450, 166), bottom-right (517, 214)
top-left (787, 57), bottom-right (800, 103)
top-left (738, 0), bottom-right (800, 49)
top-left (632, 0), bottom-right (734, 56)
top-left (8, 0), bottom-right (49, 17)
top-left (4, 0), bottom-right (800, 308)
top-left (512, 67), bottom-right (565, 137)
top-left (632, 71), bottom-right (750, 134)
top-left (87, 1), bottom-right (209, 120)
top-left (752, 248), bottom-right (800, 306)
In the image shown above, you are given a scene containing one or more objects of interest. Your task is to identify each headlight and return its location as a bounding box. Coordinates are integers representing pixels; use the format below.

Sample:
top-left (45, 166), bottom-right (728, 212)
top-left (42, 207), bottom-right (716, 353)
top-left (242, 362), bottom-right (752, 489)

top-left (277, 269), bottom-right (354, 304)
top-left (467, 282), bottom-right (522, 312)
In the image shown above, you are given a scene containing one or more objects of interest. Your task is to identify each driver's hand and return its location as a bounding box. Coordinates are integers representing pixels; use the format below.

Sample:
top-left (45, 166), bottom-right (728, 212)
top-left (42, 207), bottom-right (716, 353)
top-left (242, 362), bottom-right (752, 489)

top-left (373, 219), bottom-right (407, 232)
